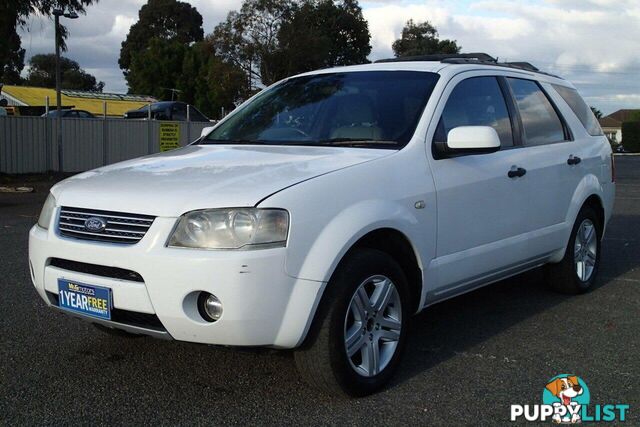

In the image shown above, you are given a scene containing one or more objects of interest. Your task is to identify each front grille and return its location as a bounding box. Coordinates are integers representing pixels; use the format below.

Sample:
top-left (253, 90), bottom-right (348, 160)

top-left (50, 258), bottom-right (144, 282)
top-left (47, 291), bottom-right (165, 331)
top-left (58, 206), bottom-right (155, 244)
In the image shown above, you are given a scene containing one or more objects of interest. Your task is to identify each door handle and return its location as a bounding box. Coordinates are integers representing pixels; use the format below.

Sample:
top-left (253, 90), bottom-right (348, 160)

top-left (567, 155), bottom-right (582, 165)
top-left (508, 166), bottom-right (527, 178)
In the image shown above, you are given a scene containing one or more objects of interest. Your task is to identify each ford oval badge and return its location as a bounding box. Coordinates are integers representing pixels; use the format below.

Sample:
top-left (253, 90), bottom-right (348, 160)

top-left (84, 217), bottom-right (107, 232)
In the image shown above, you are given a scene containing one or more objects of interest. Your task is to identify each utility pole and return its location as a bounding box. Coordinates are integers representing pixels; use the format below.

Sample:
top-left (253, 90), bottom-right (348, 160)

top-left (53, 9), bottom-right (78, 172)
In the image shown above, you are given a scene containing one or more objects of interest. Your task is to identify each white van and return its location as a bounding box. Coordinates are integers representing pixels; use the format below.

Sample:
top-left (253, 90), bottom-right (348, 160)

top-left (29, 53), bottom-right (615, 396)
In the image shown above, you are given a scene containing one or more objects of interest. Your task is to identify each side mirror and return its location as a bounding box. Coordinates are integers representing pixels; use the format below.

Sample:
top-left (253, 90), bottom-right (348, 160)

top-left (200, 126), bottom-right (215, 138)
top-left (435, 126), bottom-right (501, 156)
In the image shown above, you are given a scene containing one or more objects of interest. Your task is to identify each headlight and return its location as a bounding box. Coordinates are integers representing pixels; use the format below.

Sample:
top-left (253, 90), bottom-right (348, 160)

top-left (168, 208), bottom-right (289, 250)
top-left (37, 193), bottom-right (57, 230)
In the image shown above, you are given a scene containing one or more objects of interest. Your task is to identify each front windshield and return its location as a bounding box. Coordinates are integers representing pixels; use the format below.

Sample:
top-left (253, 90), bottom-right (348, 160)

top-left (203, 71), bottom-right (439, 148)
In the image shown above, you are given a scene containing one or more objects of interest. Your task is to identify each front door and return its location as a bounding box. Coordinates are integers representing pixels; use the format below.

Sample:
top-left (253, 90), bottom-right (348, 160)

top-left (426, 73), bottom-right (531, 298)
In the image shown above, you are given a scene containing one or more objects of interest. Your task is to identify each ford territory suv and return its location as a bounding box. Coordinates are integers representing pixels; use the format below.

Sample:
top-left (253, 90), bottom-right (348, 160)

top-left (29, 53), bottom-right (615, 396)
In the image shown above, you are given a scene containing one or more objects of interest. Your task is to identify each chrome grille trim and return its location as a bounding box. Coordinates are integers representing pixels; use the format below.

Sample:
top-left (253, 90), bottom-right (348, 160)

top-left (57, 207), bottom-right (156, 244)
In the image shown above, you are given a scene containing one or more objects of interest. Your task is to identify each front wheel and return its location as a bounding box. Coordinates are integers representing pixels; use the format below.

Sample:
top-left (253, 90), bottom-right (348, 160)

top-left (546, 206), bottom-right (602, 294)
top-left (294, 248), bottom-right (410, 397)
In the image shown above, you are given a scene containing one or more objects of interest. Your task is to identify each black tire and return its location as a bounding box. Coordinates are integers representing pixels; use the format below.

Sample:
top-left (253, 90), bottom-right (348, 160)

top-left (294, 248), bottom-right (410, 397)
top-left (546, 206), bottom-right (602, 294)
top-left (93, 323), bottom-right (144, 338)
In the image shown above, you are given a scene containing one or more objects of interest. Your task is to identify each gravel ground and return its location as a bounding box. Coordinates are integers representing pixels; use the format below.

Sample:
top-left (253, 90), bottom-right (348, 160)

top-left (1, 157), bottom-right (638, 426)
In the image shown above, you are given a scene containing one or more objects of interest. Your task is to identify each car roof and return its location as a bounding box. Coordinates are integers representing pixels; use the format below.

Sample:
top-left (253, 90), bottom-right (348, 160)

top-left (291, 58), bottom-right (572, 89)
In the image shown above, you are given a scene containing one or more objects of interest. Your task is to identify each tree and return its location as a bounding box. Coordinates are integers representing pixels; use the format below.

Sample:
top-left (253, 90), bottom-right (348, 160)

top-left (119, 0), bottom-right (203, 79)
top-left (392, 19), bottom-right (460, 57)
top-left (1, 0), bottom-right (97, 84)
top-left (211, 0), bottom-right (294, 88)
top-left (210, 0), bottom-right (371, 86)
top-left (273, 0), bottom-right (371, 81)
top-left (178, 42), bottom-right (249, 119)
top-left (0, 4), bottom-right (25, 84)
top-left (590, 106), bottom-right (603, 119)
top-left (25, 54), bottom-right (104, 91)
top-left (126, 38), bottom-right (188, 99)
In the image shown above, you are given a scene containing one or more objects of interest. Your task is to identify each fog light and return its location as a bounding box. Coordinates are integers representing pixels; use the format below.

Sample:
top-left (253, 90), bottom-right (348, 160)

top-left (198, 292), bottom-right (223, 322)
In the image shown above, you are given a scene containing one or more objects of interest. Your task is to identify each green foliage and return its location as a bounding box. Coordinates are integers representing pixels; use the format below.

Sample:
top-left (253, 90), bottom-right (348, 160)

top-left (178, 42), bottom-right (249, 119)
top-left (211, 0), bottom-right (294, 87)
top-left (126, 38), bottom-right (188, 99)
top-left (628, 110), bottom-right (640, 122)
top-left (622, 121), bottom-right (640, 153)
top-left (119, 0), bottom-right (203, 77)
top-left (124, 0), bottom-right (369, 116)
top-left (274, 0), bottom-right (371, 82)
top-left (392, 19), bottom-right (460, 57)
top-left (590, 106), bottom-right (603, 119)
top-left (210, 0), bottom-right (371, 86)
top-left (0, 4), bottom-right (25, 84)
top-left (25, 54), bottom-right (104, 91)
top-left (1, 0), bottom-right (96, 83)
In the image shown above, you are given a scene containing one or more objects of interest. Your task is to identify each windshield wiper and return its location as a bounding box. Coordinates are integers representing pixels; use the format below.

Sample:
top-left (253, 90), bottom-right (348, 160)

top-left (314, 138), bottom-right (400, 147)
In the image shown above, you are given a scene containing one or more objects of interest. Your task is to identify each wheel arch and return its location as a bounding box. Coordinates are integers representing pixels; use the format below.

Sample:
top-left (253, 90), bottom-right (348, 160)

top-left (295, 227), bottom-right (425, 349)
top-left (550, 183), bottom-right (607, 263)
top-left (582, 194), bottom-right (605, 231)
top-left (342, 228), bottom-right (424, 314)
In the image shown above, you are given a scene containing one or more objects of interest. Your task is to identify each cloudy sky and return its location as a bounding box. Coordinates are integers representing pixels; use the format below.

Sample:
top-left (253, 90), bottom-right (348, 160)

top-left (17, 0), bottom-right (640, 114)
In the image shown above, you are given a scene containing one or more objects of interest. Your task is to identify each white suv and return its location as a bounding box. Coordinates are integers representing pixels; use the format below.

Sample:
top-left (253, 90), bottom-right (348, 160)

top-left (29, 54), bottom-right (615, 397)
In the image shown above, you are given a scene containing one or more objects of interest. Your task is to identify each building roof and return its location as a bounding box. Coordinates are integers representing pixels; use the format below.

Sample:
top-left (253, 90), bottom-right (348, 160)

top-left (606, 109), bottom-right (640, 123)
top-left (598, 109), bottom-right (640, 129)
top-left (0, 85), bottom-right (156, 117)
top-left (599, 116), bottom-right (622, 128)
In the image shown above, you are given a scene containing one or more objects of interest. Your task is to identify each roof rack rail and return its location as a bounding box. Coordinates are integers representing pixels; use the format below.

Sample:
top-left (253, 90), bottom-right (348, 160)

top-left (374, 52), bottom-right (562, 79)
top-left (503, 62), bottom-right (539, 72)
top-left (376, 53), bottom-right (496, 64)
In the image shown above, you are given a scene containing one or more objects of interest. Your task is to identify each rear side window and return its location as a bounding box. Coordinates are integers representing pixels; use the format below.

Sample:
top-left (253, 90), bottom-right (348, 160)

top-left (435, 76), bottom-right (513, 147)
top-left (507, 78), bottom-right (566, 146)
top-left (552, 84), bottom-right (603, 136)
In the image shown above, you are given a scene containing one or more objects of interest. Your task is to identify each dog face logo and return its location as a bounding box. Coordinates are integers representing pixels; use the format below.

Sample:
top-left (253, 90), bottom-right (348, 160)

top-left (546, 376), bottom-right (583, 406)
top-left (542, 374), bottom-right (590, 424)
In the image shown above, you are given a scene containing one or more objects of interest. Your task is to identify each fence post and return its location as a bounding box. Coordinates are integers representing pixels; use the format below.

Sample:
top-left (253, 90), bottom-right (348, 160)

top-left (187, 104), bottom-right (191, 144)
top-left (44, 97), bottom-right (51, 170)
top-left (102, 101), bottom-right (108, 166)
top-left (147, 103), bottom-right (153, 154)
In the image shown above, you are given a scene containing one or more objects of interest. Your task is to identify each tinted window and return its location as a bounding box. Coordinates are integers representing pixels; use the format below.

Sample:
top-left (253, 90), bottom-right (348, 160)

top-left (435, 77), bottom-right (513, 147)
top-left (552, 84), bottom-right (603, 136)
top-left (172, 104), bottom-right (187, 121)
top-left (206, 71), bottom-right (440, 147)
top-left (507, 78), bottom-right (566, 145)
top-left (187, 106), bottom-right (209, 122)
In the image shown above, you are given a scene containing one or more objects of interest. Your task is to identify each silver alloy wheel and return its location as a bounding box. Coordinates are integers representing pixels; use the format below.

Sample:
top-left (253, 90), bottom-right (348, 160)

top-left (574, 219), bottom-right (597, 281)
top-left (344, 275), bottom-right (402, 377)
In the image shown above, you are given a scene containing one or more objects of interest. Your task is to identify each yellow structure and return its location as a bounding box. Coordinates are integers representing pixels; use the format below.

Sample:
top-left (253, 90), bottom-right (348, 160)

top-left (0, 85), bottom-right (156, 117)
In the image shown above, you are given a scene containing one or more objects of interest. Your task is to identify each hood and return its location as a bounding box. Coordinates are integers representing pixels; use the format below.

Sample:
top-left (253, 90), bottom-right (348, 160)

top-left (52, 144), bottom-right (392, 217)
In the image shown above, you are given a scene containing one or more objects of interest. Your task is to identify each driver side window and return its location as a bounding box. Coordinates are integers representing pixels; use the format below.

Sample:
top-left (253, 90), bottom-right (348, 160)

top-left (435, 76), bottom-right (514, 147)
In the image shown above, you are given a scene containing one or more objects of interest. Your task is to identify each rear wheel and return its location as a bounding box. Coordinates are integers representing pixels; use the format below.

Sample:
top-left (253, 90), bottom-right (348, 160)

top-left (294, 248), bottom-right (410, 397)
top-left (546, 206), bottom-right (602, 294)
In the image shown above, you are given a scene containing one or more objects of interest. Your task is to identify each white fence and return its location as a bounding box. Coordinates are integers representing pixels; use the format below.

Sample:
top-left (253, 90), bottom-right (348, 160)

top-left (0, 116), bottom-right (212, 174)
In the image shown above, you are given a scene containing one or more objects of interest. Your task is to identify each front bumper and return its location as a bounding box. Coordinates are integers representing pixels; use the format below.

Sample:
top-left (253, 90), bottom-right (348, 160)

top-left (28, 215), bottom-right (324, 348)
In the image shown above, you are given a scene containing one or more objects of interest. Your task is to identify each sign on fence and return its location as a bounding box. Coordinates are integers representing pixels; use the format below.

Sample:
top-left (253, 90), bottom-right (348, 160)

top-left (159, 122), bottom-right (180, 152)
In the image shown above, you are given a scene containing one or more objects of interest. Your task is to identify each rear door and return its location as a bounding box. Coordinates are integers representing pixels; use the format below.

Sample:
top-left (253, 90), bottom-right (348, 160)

top-left (504, 77), bottom-right (584, 256)
top-left (427, 72), bottom-right (531, 298)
